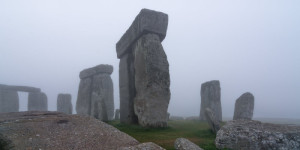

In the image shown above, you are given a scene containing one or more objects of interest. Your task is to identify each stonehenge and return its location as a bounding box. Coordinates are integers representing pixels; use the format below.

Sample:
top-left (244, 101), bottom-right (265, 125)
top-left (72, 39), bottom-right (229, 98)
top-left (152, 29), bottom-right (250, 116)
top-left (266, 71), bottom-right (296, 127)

top-left (0, 84), bottom-right (47, 112)
top-left (199, 80), bottom-right (222, 122)
top-left (116, 9), bottom-right (170, 127)
top-left (57, 93), bottom-right (73, 114)
top-left (28, 92), bottom-right (48, 111)
top-left (233, 92), bottom-right (254, 120)
top-left (76, 64), bottom-right (114, 121)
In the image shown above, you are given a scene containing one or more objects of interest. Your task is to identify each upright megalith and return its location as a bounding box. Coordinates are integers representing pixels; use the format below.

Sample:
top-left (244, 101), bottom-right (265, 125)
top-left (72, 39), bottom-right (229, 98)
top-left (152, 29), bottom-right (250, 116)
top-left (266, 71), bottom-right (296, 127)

top-left (76, 64), bottom-right (114, 121)
top-left (57, 94), bottom-right (73, 114)
top-left (199, 80), bottom-right (222, 122)
top-left (233, 92), bottom-right (254, 120)
top-left (0, 89), bottom-right (19, 113)
top-left (28, 92), bottom-right (48, 111)
top-left (116, 9), bottom-right (170, 127)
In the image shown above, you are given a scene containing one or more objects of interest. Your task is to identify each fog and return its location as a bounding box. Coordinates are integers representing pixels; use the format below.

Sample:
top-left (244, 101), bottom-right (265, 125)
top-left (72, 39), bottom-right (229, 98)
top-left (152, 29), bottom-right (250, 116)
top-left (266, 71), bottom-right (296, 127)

top-left (1, 0), bottom-right (299, 119)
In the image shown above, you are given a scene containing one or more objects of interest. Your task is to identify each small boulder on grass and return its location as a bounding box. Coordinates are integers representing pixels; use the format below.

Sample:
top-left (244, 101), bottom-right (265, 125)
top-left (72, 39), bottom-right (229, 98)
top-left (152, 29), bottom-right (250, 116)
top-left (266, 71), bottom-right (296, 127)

top-left (204, 107), bottom-right (220, 134)
top-left (174, 138), bottom-right (203, 150)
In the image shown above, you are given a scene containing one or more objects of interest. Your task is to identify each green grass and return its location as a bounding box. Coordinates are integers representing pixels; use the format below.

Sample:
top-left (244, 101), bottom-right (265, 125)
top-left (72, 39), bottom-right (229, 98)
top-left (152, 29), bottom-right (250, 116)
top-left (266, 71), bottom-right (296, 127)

top-left (107, 120), bottom-right (219, 150)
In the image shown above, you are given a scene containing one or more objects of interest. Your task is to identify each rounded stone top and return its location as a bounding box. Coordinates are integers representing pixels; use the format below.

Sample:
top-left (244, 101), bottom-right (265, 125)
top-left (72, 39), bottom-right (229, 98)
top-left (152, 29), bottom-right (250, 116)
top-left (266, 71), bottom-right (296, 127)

top-left (237, 92), bottom-right (254, 101)
top-left (79, 64), bottom-right (113, 79)
top-left (201, 80), bottom-right (220, 88)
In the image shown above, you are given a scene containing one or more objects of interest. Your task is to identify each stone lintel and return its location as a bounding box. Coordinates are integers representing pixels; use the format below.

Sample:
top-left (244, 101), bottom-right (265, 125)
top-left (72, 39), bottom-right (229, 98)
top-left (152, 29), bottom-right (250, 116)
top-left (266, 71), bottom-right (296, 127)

top-left (0, 84), bottom-right (41, 93)
top-left (116, 8), bottom-right (168, 59)
top-left (79, 64), bottom-right (113, 79)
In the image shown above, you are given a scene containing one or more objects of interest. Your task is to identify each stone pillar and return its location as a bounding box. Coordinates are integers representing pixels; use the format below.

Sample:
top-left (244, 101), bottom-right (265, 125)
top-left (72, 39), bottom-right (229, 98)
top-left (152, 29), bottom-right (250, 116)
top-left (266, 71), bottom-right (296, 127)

top-left (57, 93), bottom-right (73, 114)
top-left (233, 92), bottom-right (254, 120)
top-left (0, 90), bottom-right (19, 113)
top-left (199, 80), bottom-right (222, 122)
top-left (115, 109), bottom-right (120, 120)
top-left (28, 92), bottom-right (47, 111)
top-left (116, 9), bottom-right (170, 127)
top-left (76, 64), bottom-right (114, 121)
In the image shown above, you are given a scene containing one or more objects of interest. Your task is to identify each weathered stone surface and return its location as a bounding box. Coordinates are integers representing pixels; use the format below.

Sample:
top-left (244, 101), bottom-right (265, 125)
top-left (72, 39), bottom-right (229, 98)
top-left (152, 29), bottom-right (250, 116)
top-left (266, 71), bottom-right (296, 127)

top-left (119, 53), bottom-right (138, 124)
top-left (57, 94), bottom-right (72, 114)
top-left (79, 64), bottom-right (113, 79)
top-left (116, 9), bottom-right (168, 58)
top-left (76, 65), bottom-right (114, 121)
top-left (0, 111), bottom-right (139, 150)
top-left (115, 109), bottom-right (120, 120)
top-left (233, 92), bottom-right (254, 120)
top-left (90, 73), bottom-right (114, 121)
top-left (199, 80), bottom-right (222, 122)
top-left (0, 90), bottom-right (19, 113)
top-left (0, 84), bottom-right (41, 93)
top-left (28, 92), bottom-right (47, 111)
top-left (215, 120), bottom-right (300, 150)
top-left (119, 142), bottom-right (165, 150)
top-left (76, 77), bottom-right (92, 115)
top-left (174, 138), bottom-right (203, 150)
top-left (133, 33), bottom-right (170, 127)
top-left (204, 108), bottom-right (220, 134)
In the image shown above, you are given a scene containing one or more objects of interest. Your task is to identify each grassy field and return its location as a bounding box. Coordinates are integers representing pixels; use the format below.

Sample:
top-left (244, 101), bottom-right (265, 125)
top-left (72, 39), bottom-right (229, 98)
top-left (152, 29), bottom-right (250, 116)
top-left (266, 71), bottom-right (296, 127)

top-left (108, 120), bottom-right (218, 150)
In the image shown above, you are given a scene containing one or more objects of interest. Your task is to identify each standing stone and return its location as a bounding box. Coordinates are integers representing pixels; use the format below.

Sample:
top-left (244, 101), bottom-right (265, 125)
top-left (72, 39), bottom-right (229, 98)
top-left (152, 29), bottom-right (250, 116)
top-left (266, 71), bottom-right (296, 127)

top-left (76, 78), bottom-right (92, 116)
top-left (28, 92), bottom-right (47, 111)
top-left (115, 109), bottom-right (120, 120)
top-left (91, 73), bottom-right (109, 121)
top-left (57, 94), bottom-right (72, 114)
top-left (233, 92), bottom-right (254, 120)
top-left (133, 33), bottom-right (170, 127)
top-left (76, 64), bottom-right (114, 121)
top-left (119, 53), bottom-right (138, 124)
top-left (0, 90), bottom-right (19, 113)
top-left (116, 9), bottom-right (170, 127)
top-left (199, 80), bottom-right (222, 122)
top-left (204, 108), bottom-right (220, 134)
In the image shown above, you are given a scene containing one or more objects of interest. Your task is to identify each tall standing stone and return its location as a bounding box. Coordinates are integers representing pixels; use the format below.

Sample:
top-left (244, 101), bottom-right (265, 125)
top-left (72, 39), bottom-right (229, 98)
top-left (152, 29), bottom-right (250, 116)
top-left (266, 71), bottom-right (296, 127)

top-left (76, 64), bottom-right (114, 121)
top-left (0, 90), bottom-right (19, 113)
top-left (133, 33), bottom-right (170, 127)
top-left (28, 92), bottom-right (47, 111)
top-left (76, 78), bottom-right (92, 116)
top-left (116, 9), bottom-right (170, 127)
top-left (57, 93), bottom-right (73, 114)
top-left (233, 92), bottom-right (254, 120)
top-left (199, 80), bottom-right (222, 122)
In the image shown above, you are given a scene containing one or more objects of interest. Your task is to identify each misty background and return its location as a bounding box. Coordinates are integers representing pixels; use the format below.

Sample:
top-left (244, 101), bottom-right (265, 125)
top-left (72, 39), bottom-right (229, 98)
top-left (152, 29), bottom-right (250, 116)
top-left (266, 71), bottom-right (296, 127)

top-left (1, 0), bottom-right (299, 119)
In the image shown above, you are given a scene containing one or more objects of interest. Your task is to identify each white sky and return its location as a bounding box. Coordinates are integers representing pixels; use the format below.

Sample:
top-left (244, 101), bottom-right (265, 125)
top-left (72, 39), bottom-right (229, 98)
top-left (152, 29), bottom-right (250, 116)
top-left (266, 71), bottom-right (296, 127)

top-left (1, 0), bottom-right (299, 119)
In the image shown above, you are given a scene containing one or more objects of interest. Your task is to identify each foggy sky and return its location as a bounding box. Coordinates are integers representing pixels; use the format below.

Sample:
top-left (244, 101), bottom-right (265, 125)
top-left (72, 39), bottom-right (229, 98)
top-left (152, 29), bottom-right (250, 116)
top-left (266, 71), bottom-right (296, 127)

top-left (1, 0), bottom-right (299, 119)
